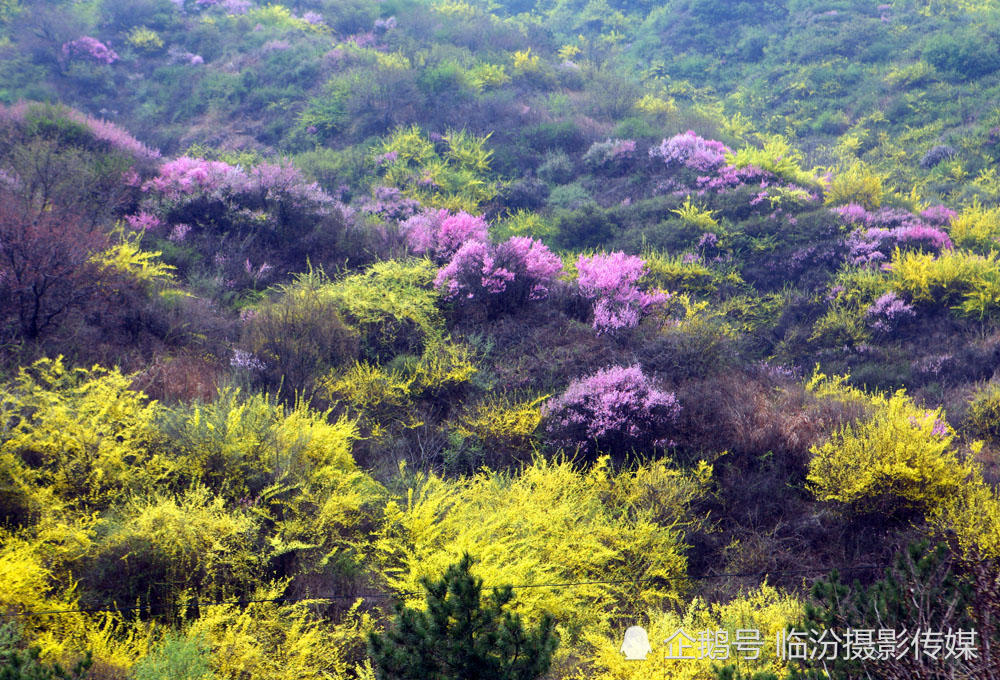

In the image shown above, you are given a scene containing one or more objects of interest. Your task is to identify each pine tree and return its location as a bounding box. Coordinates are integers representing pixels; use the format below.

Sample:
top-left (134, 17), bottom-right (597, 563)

top-left (368, 554), bottom-right (559, 680)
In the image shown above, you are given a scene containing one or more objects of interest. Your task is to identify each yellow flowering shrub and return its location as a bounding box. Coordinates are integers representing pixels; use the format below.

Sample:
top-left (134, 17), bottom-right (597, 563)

top-left (189, 589), bottom-right (376, 680)
top-left (81, 487), bottom-right (263, 614)
top-left (935, 474), bottom-right (1000, 559)
top-left (157, 389), bottom-right (361, 501)
top-left (374, 457), bottom-right (710, 657)
top-left (823, 160), bottom-right (886, 209)
top-left (125, 27), bottom-right (164, 52)
top-left (0, 358), bottom-right (170, 511)
top-left (949, 200), bottom-right (1000, 251)
top-left (581, 584), bottom-right (802, 680)
top-left (807, 390), bottom-right (976, 517)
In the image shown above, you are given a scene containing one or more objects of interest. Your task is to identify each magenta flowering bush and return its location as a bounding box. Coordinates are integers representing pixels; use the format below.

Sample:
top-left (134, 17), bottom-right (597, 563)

top-left (649, 131), bottom-right (730, 172)
top-left (1, 102), bottom-right (160, 163)
top-left (542, 364), bottom-right (681, 457)
top-left (129, 155), bottom-right (345, 288)
top-left (402, 209), bottom-right (489, 261)
top-left (62, 37), bottom-right (118, 65)
top-left (836, 204), bottom-right (953, 266)
top-left (920, 205), bottom-right (957, 226)
top-left (142, 156), bottom-right (248, 199)
top-left (434, 236), bottom-right (563, 314)
top-left (575, 252), bottom-right (666, 334)
top-left (866, 291), bottom-right (916, 333)
top-left (363, 186), bottom-right (421, 221)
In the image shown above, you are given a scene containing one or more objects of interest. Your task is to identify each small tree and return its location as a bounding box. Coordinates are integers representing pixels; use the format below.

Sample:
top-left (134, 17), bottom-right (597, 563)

top-left (368, 554), bottom-right (558, 680)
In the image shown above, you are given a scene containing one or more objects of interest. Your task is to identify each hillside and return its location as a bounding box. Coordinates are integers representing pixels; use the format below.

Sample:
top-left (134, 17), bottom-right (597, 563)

top-left (0, 1), bottom-right (999, 679)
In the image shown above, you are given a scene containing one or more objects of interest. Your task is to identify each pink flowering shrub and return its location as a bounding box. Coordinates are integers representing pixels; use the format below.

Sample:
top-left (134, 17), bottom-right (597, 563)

top-left (920, 205), bottom-right (957, 226)
top-left (142, 156), bottom-right (247, 199)
top-left (62, 109), bottom-right (161, 161)
top-left (1, 102), bottom-right (160, 162)
top-left (363, 186), bottom-right (421, 221)
top-left (62, 37), bottom-right (118, 65)
top-left (434, 236), bottom-right (563, 314)
top-left (837, 204), bottom-right (952, 266)
top-left (866, 291), bottom-right (916, 333)
top-left (542, 364), bottom-right (681, 457)
top-left (575, 252), bottom-right (667, 334)
top-left (402, 209), bottom-right (489, 261)
top-left (133, 155), bottom-right (344, 287)
top-left (649, 131), bottom-right (730, 172)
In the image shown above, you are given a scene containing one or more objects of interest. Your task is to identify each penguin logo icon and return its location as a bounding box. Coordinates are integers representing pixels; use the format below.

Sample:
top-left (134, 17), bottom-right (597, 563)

top-left (620, 626), bottom-right (652, 660)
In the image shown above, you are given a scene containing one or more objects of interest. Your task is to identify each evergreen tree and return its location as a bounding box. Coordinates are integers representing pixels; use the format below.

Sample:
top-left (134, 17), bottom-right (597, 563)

top-left (0, 624), bottom-right (91, 680)
top-left (368, 554), bottom-right (559, 680)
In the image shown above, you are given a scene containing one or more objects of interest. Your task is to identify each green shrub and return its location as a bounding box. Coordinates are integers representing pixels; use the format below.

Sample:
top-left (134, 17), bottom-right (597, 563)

top-left (924, 31), bottom-right (1000, 80)
top-left (239, 275), bottom-right (360, 399)
top-left (132, 633), bottom-right (212, 680)
top-left (965, 383), bottom-right (1000, 443)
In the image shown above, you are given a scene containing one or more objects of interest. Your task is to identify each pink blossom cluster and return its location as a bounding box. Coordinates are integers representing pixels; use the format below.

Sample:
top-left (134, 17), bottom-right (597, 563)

top-left (0, 103), bottom-right (160, 161)
top-left (143, 156), bottom-right (248, 199)
top-left (575, 252), bottom-right (667, 334)
top-left (865, 291), bottom-right (915, 333)
top-left (402, 209), bottom-right (489, 261)
top-left (696, 163), bottom-right (770, 192)
top-left (246, 160), bottom-right (335, 210)
top-left (221, 0), bottom-right (252, 13)
top-left (300, 11), bottom-right (325, 25)
top-left (542, 364), bottom-right (680, 456)
top-left (62, 37), bottom-right (118, 65)
top-left (649, 131), bottom-right (730, 172)
top-left (920, 204), bottom-right (957, 226)
top-left (434, 236), bottom-right (563, 308)
top-left (125, 212), bottom-right (162, 231)
top-left (143, 156), bottom-right (333, 208)
top-left (167, 46), bottom-right (204, 65)
top-left (63, 109), bottom-right (161, 160)
top-left (362, 185), bottom-right (421, 221)
top-left (836, 204), bottom-right (952, 266)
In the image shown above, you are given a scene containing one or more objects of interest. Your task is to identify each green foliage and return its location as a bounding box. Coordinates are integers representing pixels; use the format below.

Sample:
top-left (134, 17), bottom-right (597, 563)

top-left (240, 271), bottom-right (360, 398)
top-left (791, 541), bottom-right (988, 679)
top-left (924, 30), bottom-right (1000, 80)
top-left (807, 390), bottom-right (975, 518)
top-left (131, 632), bottom-right (213, 680)
top-left (368, 554), bottom-right (558, 680)
top-left (0, 624), bottom-right (91, 680)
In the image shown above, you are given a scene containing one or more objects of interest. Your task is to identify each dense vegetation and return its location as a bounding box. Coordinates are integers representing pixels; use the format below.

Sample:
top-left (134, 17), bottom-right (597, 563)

top-left (1, 0), bottom-right (1000, 678)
